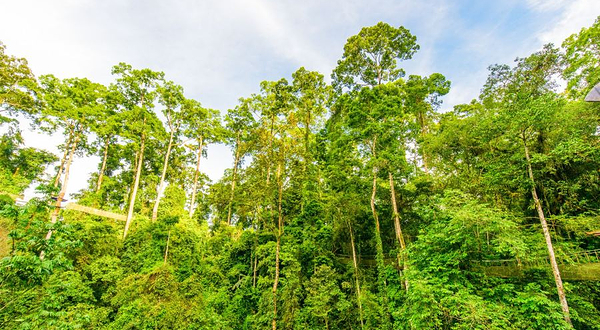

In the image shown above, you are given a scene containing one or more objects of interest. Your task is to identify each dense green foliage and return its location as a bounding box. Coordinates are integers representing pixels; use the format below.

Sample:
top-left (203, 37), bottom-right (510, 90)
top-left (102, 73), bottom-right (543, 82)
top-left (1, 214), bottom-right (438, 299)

top-left (0, 19), bottom-right (599, 329)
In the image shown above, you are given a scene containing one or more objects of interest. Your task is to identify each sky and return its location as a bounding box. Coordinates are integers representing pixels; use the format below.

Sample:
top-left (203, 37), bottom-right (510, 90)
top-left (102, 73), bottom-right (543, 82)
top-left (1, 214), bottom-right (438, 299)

top-left (1, 0), bottom-right (599, 200)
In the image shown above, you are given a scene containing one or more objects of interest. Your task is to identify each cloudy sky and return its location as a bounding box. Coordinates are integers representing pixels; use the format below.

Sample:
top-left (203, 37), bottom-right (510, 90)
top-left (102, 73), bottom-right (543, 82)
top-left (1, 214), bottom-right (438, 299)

top-left (1, 0), bottom-right (599, 199)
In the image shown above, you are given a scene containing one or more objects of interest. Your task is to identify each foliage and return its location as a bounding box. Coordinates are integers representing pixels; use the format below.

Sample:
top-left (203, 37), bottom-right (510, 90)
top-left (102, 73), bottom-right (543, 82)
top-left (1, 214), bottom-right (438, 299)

top-left (0, 18), bottom-right (599, 330)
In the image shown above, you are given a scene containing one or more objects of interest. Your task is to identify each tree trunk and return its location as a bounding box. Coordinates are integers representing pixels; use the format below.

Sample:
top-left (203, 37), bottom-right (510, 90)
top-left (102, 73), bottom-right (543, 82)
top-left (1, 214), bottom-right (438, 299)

top-left (123, 132), bottom-right (145, 239)
top-left (304, 111), bottom-right (311, 157)
top-left (389, 172), bottom-right (409, 292)
top-left (41, 133), bottom-right (79, 259)
top-left (272, 232), bottom-right (280, 330)
top-left (522, 133), bottom-right (572, 327)
top-left (253, 207), bottom-right (259, 288)
top-left (370, 138), bottom-right (384, 272)
top-left (96, 135), bottom-right (110, 192)
top-left (300, 111), bottom-right (312, 214)
top-left (227, 132), bottom-right (241, 225)
top-left (253, 251), bottom-right (258, 288)
top-left (347, 217), bottom-right (365, 329)
top-left (266, 115), bottom-right (275, 185)
top-left (152, 128), bottom-right (175, 222)
top-left (370, 137), bottom-right (390, 329)
top-left (189, 136), bottom-right (204, 218)
top-left (417, 109), bottom-right (430, 173)
top-left (272, 161), bottom-right (284, 330)
top-left (54, 130), bottom-right (73, 187)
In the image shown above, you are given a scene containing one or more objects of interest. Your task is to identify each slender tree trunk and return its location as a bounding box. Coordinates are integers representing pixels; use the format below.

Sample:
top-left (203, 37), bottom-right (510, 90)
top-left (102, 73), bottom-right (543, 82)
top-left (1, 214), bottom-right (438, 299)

top-left (123, 132), bottom-right (145, 239)
top-left (96, 135), bottom-right (110, 192)
top-left (266, 115), bottom-right (275, 185)
top-left (371, 170), bottom-right (381, 240)
top-left (227, 132), bottom-right (241, 225)
top-left (304, 112), bottom-right (311, 157)
top-left (189, 136), bottom-right (204, 218)
top-left (370, 137), bottom-right (390, 329)
top-left (370, 138), bottom-right (384, 269)
top-left (127, 150), bottom-right (140, 208)
top-left (300, 112), bottom-right (312, 214)
top-left (54, 131), bottom-right (73, 187)
top-left (272, 161), bottom-right (284, 330)
top-left (347, 217), bottom-right (365, 329)
top-left (41, 133), bottom-right (79, 259)
top-left (152, 128), bottom-right (175, 222)
top-left (418, 110), bottom-right (430, 173)
top-left (253, 252), bottom-right (258, 288)
top-left (389, 172), bottom-right (409, 292)
top-left (272, 232), bottom-right (280, 330)
top-left (522, 132), bottom-right (571, 327)
top-left (253, 207), bottom-right (259, 288)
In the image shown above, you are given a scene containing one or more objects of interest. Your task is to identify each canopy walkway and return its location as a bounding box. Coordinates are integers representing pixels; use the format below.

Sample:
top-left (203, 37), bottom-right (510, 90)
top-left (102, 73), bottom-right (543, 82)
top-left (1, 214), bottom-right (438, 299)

top-left (473, 249), bottom-right (600, 281)
top-left (64, 203), bottom-right (126, 221)
top-left (335, 249), bottom-right (600, 281)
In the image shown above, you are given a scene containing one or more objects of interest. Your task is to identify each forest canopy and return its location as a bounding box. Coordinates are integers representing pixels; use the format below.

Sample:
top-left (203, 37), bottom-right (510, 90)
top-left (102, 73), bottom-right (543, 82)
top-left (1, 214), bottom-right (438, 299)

top-left (0, 18), bottom-right (599, 329)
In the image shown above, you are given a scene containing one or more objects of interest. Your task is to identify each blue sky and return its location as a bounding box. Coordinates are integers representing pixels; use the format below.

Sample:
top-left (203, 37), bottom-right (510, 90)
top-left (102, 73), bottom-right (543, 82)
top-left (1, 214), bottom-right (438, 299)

top-left (1, 0), bottom-right (598, 199)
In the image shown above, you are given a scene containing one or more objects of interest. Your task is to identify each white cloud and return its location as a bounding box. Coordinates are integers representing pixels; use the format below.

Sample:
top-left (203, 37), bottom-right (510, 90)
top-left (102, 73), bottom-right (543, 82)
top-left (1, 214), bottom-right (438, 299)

top-left (534, 0), bottom-right (600, 45)
top-left (526, 0), bottom-right (565, 12)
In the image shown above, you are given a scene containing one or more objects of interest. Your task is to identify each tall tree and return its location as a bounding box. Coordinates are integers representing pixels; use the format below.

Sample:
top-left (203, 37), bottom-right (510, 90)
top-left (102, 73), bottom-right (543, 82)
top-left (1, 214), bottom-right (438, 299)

top-left (224, 98), bottom-right (257, 225)
top-left (111, 63), bottom-right (164, 238)
top-left (92, 85), bottom-right (123, 193)
top-left (332, 22), bottom-right (419, 91)
top-left (332, 23), bottom-right (419, 319)
top-left (404, 73), bottom-right (450, 172)
top-left (481, 45), bottom-right (572, 327)
top-left (38, 76), bottom-right (105, 247)
top-left (0, 42), bottom-right (39, 122)
top-left (269, 98), bottom-right (293, 330)
top-left (182, 99), bottom-right (223, 218)
top-left (291, 67), bottom-right (329, 157)
top-left (151, 81), bottom-right (185, 222)
top-left (562, 16), bottom-right (600, 99)
top-left (290, 67), bottom-right (330, 210)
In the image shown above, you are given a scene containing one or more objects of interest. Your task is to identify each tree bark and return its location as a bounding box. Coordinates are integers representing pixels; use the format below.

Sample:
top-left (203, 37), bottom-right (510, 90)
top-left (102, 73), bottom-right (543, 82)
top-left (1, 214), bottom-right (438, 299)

top-left (227, 132), bottom-right (241, 225)
top-left (252, 250), bottom-right (258, 288)
top-left (389, 172), bottom-right (409, 292)
top-left (272, 161), bottom-right (284, 330)
top-left (304, 110), bottom-right (311, 156)
top-left (347, 216), bottom-right (364, 329)
top-left (370, 138), bottom-right (384, 270)
top-left (416, 107), bottom-right (430, 173)
top-left (96, 135), bottom-right (110, 192)
top-left (272, 232), bottom-right (280, 330)
top-left (188, 136), bottom-right (203, 218)
top-left (370, 137), bottom-right (390, 329)
top-left (522, 132), bottom-right (572, 327)
top-left (266, 115), bottom-right (275, 185)
top-left (54, 130), bottom-right (73, 187)
top-left (41, 133), bottom-right (79, 259)
top-left (253, 207), bottom-right (259, 288)
top-left (300, 109), bottom-right (312, 214)
top-left (123, 131), bottom-right (145, 239)
top-left (152, 127), bottom-right (175, 222)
